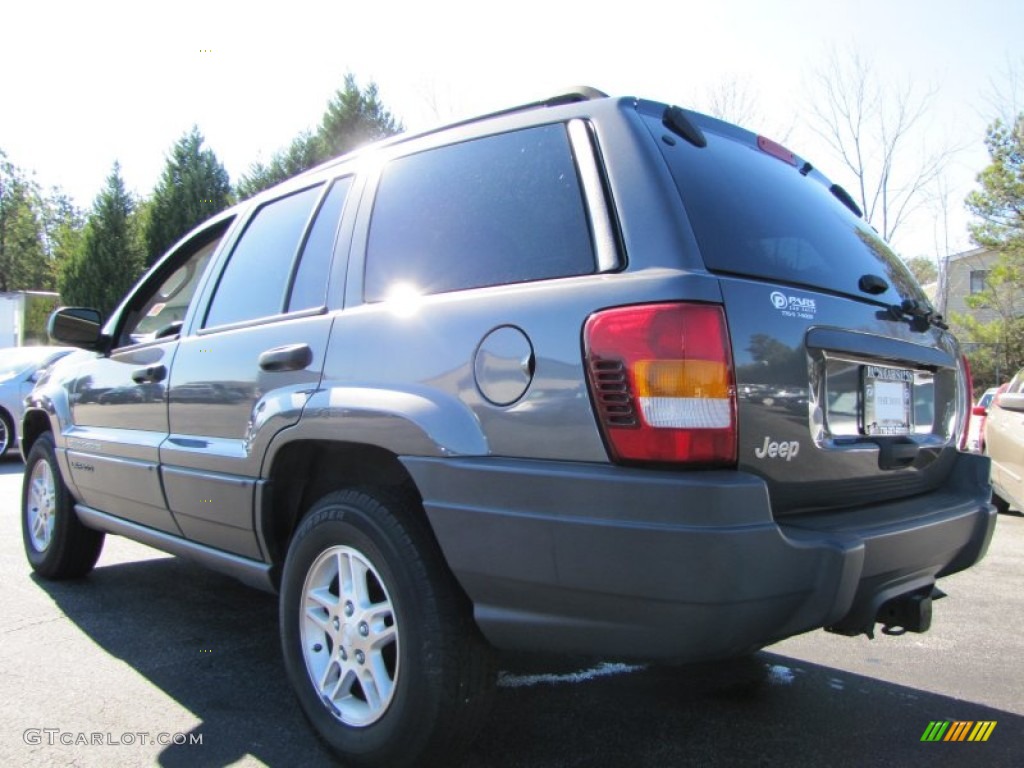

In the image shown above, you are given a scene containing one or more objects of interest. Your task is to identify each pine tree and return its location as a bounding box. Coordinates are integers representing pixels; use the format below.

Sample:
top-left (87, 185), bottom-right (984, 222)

top-left (145, 127), bottom-right (231, 265)
top-left (966, 115), bottom-right (1024, 251)
top-left (236, 132), bottom-right (320, 200)
top-left (39, 189), bottom-right (85, 292)
top-left (59, 163), bottom-right (144, 319)
top-left (237, 75), bottom-right (402, 199)
top-left (317, 74), bottom-right (401, 158)
top-left (958, 114), bottom-right (1024, 385)
top-left (0, 149), bottom-right (47, 292)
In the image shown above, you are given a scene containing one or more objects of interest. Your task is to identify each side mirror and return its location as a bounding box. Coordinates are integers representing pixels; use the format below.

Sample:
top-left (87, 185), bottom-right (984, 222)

top-left (995, 392), bottom-right (1024, 413)
top-left (48, 307), bottom-right (103, 349)
top-left (972, 405), bottom-right (988, 416)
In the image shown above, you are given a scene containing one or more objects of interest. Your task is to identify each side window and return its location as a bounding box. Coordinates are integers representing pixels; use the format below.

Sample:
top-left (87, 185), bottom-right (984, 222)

top-left (120, 219), bottom-right (232, 347)
top-left (288, 177), bottom-right (352, 312)
top-left (204, 185), bottom-right (322, 328)
top-left (364, 124), bottom-right (595, 302)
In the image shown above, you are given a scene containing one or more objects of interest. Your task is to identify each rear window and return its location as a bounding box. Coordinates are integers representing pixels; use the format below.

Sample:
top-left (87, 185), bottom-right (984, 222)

top-left (645, 112), bottom-right (926, 306)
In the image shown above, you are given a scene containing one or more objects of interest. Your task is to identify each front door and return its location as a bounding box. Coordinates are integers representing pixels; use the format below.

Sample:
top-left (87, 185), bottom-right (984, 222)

top-left (65, 218), bottom-right (234, 533)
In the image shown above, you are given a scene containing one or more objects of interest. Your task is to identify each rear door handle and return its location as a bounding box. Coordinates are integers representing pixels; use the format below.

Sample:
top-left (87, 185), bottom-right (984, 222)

top-left (259, 344), bottom-right (313, 372)
top-left (131, 364), bottom-right (166, 384)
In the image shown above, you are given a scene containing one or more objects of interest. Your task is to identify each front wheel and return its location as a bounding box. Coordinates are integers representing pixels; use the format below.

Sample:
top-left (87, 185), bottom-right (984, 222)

top-left (0, 410), bottom-right (14, 460)
top-left (280, 488), bottom-right (495, 768)
top-left (22, 432), bottom-right (105, 578)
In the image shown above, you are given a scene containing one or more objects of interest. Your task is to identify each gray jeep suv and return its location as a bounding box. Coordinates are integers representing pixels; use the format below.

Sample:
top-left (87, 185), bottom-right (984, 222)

top-left (21, 88), bottom-right (995, 767)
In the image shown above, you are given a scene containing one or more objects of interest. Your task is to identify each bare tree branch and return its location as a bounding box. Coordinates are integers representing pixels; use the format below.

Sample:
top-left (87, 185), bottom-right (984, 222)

top-left (981, 55), bottom-right (1023, 126)
top-left (704, 75), bottom-right (761, 128)
top-left (697, 74), bottom-right (795, 142)
top-left (805, 49), bottom-right (957, 244)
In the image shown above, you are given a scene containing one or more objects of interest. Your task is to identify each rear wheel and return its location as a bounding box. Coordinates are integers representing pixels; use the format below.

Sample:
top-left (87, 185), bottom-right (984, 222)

top-left (992, 493), bottom-right (1011, 515)
top-left (22, 432), bottom-right (105, 578)
top-left (280, 488), bottom-right (495, 768)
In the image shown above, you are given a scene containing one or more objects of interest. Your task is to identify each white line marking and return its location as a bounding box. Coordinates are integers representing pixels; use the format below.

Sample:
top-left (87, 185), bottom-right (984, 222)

top-left (767, 664), bottom-right (795, 685)
top-left (497, 661), bottom-right (646, 689)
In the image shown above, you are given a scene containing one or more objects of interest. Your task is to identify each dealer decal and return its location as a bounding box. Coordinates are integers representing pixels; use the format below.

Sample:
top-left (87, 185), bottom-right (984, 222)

top-left (770, 291), bottom-right (817, 320)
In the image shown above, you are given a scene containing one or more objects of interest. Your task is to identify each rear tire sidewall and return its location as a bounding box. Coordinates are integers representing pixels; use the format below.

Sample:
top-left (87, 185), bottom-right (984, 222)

top-left (280, 494), bottom-right (443, 766)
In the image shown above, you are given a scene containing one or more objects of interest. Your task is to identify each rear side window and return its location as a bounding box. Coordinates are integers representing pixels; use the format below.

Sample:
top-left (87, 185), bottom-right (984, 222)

top-left (645, 113), bottom-right (927, 306)
top-left (364, 124), bottom-right (595, 302)
top-left (204, 185), bottom-right (322, 328)
top-left (288, 177), bottom-right (352, 312)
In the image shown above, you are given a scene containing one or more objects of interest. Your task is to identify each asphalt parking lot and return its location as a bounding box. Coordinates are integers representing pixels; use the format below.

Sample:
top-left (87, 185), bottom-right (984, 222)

top-left (0, 457), bottom-right (1021, 767)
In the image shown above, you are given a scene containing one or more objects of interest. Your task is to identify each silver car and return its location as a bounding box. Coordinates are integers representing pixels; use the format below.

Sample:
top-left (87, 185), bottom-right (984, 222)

top-left (0, 346), bottom-right (74, 459)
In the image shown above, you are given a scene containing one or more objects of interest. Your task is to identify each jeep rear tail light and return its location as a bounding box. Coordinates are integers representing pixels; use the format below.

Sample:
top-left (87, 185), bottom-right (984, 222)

top-left (584, 303), bottom-right (737, 466)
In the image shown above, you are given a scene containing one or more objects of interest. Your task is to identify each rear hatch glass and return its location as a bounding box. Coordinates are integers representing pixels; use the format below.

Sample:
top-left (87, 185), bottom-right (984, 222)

top-left (639, 103), bottom-right (962, 516)
top-left (646, 109), bottom-right (926, 308)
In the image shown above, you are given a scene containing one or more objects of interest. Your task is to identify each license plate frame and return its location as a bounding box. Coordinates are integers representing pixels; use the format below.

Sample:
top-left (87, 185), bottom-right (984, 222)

top-left (862, 365), bottom-right (913, 436)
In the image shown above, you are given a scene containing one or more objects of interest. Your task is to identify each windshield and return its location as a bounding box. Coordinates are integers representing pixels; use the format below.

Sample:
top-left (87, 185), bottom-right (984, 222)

top-left (645, 110), bottom-right (929, 307)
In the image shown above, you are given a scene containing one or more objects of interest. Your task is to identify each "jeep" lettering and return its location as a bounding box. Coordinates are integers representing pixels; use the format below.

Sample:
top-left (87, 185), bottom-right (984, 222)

top-left (754, 437), bottom-right (800, 461)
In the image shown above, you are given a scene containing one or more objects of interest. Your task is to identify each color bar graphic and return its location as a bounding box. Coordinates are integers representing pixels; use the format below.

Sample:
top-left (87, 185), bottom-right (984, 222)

top-left (920, 721), bottom-right (996, 742)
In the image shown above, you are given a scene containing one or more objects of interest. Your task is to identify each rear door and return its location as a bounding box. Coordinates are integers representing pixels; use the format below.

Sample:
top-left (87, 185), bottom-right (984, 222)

top-left (641, 105), bottom-right (966, 515)
top-left (161, 177), bottom-right (354, 557)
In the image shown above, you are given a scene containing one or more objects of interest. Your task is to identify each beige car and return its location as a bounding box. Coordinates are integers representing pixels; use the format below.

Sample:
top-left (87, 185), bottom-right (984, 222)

top-left (986, 368), bottom-right (1024, 513)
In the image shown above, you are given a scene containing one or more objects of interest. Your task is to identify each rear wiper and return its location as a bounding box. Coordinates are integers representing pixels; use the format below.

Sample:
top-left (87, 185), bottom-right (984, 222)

top-left (888, 299), bottom-right (948, 331)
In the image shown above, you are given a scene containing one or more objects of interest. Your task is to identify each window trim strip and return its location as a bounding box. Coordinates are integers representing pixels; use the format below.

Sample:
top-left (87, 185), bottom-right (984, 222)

top-left (567, 119), bottom-right (619, 273)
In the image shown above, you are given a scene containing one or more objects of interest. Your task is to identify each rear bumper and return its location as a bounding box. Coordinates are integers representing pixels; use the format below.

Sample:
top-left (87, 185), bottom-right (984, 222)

top-left (402, 451), bottom-right (995, 661)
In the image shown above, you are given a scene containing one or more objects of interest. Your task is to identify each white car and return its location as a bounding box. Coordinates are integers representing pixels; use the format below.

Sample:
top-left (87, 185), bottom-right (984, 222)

top-left (0, 346), bottom-right (74, 459)
top-left (986, 369), bottom-right (1024, 513)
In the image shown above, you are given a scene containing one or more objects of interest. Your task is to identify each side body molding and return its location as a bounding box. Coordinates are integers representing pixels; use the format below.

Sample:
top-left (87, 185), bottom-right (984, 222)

top-left (265, 383), bottom-right (490, 465)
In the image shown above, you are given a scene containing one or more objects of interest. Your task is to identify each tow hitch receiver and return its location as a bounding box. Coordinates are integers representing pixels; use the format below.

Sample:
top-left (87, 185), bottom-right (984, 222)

top-left (878, 587), bottom-right (945, 636)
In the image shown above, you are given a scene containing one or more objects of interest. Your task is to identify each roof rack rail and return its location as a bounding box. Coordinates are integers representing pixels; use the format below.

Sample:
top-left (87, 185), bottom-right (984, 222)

top-left (544, 86), bottom-right (610, 105)
top-left (460, 86), bottom-right (610, 123)
top-left (293, 87), bottom-right (610, 182)
top-left (466, 86), bottom-right (610, 124)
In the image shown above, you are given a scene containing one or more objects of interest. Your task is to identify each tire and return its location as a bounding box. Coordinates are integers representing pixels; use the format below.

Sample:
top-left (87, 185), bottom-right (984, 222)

top-left (0, 409), bottom-right (13, 460)
top-left (280, 488), bottom-right (495, 768)
top-left (22, 432), bottom-right (105, 579)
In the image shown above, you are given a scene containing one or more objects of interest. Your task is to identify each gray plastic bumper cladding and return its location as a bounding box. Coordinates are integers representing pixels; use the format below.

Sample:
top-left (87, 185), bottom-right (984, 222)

top-left (402, 452), bottom-right (995, 661)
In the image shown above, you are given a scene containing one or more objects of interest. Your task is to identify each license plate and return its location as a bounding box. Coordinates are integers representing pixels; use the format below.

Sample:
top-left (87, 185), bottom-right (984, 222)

top-left (862, 365), bottom-right (913, 436)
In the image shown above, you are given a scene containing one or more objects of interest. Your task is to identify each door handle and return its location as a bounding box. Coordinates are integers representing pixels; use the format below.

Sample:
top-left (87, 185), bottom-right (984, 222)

top-left (131, 364), bottom-right (167, 384)
top-left (259, 344), bottom-right (313, 372)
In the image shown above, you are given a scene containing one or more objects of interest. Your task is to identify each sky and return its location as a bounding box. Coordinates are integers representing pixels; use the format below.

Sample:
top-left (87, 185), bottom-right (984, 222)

top-left (2, 0), bottom-right (1022, 261)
